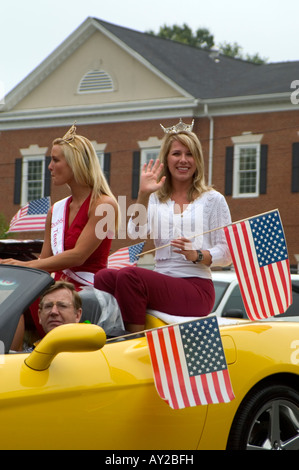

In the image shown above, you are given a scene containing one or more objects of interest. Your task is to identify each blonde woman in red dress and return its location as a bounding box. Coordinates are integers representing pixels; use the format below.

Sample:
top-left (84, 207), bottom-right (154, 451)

top-left (3, 125), bottom-right (119, 342)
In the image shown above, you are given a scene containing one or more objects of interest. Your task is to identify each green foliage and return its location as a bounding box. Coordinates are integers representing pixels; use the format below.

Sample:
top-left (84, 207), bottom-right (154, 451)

top-left (0, 212), bottom-right (8, 239)
top-left (148, 23), bottom-right (214, 50)
top-left (147, 24), bottom-right (268, 64)
top-left (218, 41), bottom-right (268, 64)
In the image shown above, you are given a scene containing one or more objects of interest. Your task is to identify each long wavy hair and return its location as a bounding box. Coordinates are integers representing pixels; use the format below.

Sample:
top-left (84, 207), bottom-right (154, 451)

top-left (156, 131), bottom-right (211, 202)
top-left (52, 133), bottom-right (119, 225)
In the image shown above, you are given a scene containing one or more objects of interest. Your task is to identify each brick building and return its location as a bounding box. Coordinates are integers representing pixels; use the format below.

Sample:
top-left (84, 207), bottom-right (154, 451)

top-left (0, 17), bottom-right (299, 267)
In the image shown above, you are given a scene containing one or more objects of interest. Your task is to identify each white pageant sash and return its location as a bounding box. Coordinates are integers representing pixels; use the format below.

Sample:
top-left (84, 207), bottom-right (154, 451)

top-left (51, 197), bottom-right (70, 256)
top-left (51, 197), bottom-right (94, 286)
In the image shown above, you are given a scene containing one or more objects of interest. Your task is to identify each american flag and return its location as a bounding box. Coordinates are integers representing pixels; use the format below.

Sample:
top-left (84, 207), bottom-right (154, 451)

top-left (107, 242), bottom-right (145, 270)
top-left (8, 197), bottom-right (50, 232)
top-left (146, 317), bottom-right (235, 409)
top-left (224, 209), bottom-right (292, 321)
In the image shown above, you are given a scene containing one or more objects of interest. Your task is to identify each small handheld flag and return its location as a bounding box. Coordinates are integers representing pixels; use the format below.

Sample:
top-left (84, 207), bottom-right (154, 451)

top-left (146, 317), bottom-right (234, 409)
top-left (224, 209), bottom-right (292, 320)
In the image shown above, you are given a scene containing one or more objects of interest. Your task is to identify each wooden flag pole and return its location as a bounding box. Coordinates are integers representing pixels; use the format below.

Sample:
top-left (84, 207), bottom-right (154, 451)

top-left (137, 208), bottom-right (279, 258)
top-left (105, 314), bottom-right (220, 343)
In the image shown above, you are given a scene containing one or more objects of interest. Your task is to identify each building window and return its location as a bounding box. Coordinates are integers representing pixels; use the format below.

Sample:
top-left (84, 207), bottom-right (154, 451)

top-left (230, 133), bottom-right (264, 198)
top-left (140, 148), bottom-right (160, 168)
top-left (139, 136), bottom-right (162, 170)
top-left (131, 137), bottom-right (162, 199)
top-left (90, 141), bottom-right (110, 183)
top-left (17, 145), bottom-right (49, 205)
top-left (22, 156), bottom-right (45, 204)
top-left (96, 151), bottom-right (104, 168)
top-left (233, 144), bottom-right (260, 197)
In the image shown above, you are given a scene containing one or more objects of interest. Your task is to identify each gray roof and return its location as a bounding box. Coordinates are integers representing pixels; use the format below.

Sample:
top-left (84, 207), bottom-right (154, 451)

top-left (95, 18), bottom-right (299, 99)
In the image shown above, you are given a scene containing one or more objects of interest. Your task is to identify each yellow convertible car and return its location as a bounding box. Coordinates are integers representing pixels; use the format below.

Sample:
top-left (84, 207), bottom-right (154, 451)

top-left (0, 265), bottom-right (298, 450)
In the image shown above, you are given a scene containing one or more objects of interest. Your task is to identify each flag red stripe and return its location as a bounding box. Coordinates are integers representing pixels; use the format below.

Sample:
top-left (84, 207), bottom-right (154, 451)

top-left (157, 328), bottom-right (179, 409)
top-left (269, 263), bottom-right (284, 313)
top-left (189, 376), bottom-right (202, 406)
top-left (277, 260), bottom-right (291, 308)
top-left (224, 226), bottom-right (249, 314)
top-left (285, 259), bottom-right (293, 307)
top-left (223, 369), bottom-right (235, 401)
top-left (240, 222), bottom-right (264, 319)
top-left (146, 331), bottom-right (165, 399)
top-left (168, 326), bottom-right (190, 408)
top-left (258, 265), bottom-right (273, 318)
top-left (224, 225), bottom-right (255, 318)
top-left (200, 373), bottom-right (212, 404)
top-left (211, 371), bottom-right (225, 403)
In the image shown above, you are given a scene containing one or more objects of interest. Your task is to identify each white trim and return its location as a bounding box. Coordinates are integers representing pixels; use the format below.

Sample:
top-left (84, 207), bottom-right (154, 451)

top-left (231, 133), bottom-right (264, 145)
top-left (138, 136), bottom-right (162, 148)
top-left (19, 144), bottom-right (48, 156)
top-left (0, 98), bottom-right (198, 130)
top-left (0, 92), bottom-right (296, 130)
top-left (90, 141), bottom-right (107, 153)
top-left (198, 93), bottom-right (294, 116)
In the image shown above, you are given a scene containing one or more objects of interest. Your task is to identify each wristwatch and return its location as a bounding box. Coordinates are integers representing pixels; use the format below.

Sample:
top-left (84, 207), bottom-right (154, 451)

top-left (192, 250), bottom-right (204, 264)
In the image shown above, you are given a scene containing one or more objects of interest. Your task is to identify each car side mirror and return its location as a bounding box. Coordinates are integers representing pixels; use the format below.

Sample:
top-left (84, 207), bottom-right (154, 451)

top-left (24, 323), bottom-right (106, 371)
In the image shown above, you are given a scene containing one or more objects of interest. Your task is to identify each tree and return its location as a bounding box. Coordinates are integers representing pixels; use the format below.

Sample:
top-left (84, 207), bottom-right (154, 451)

top-left (147, 24), bottom-right (267, 64)
top-left (0, 212), bottom-right (8, 239)
top-left (148, 23), bottom-right (214, 50)
top-left (218, 41), bottom-right (267, 64)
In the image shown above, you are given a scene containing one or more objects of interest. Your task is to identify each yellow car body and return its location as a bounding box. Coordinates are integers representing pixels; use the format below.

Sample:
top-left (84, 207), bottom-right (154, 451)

top-left (0, 315), bottom-right (298, 450)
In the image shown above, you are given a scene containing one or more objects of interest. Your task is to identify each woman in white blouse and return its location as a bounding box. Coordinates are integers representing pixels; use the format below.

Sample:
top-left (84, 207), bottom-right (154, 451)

top-left (94, 120), bottom-right (232, 332)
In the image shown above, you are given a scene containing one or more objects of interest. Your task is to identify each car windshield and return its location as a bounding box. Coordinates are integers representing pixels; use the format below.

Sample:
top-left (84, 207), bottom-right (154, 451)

top-left (0, 278), bottom-right (20, 304)
top-left (212, 281), bottom-right (230, 311)
top-left (0, 266), bottom-right (53, 353)
top-left (213, 278), bottom-right (299, 319)
top-left (283, 280), bottom-right (299, 317)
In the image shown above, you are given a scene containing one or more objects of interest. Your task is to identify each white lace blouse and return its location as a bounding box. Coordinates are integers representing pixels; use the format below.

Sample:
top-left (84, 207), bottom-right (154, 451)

top-left (128, 189), bottom-right (232, 279)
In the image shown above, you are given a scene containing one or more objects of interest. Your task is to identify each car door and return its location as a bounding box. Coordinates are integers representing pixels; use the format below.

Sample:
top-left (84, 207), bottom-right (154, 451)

top-left (0, 332), bottom-right (208, 450)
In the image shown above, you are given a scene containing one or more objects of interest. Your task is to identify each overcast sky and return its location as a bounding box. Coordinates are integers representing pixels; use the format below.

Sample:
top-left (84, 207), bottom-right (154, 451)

top-left (1, 0), bottom-right (298, 96)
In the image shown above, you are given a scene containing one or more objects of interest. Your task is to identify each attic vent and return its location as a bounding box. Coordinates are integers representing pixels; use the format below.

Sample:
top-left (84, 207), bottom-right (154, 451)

top-left (78, 69), bottom-right (114, 94)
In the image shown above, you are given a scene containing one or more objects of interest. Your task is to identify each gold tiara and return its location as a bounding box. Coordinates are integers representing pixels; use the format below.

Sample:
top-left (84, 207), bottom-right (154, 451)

top-left (160, 118), bottom-right (194, 134)
top-left (61, 123), bottom-right (77, 147)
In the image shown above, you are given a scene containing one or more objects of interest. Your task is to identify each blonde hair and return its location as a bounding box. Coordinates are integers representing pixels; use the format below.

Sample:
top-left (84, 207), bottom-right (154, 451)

top-left (156, 131), bottom-right (211, 202)
top-left (52, 133), bottom-right (119, 224)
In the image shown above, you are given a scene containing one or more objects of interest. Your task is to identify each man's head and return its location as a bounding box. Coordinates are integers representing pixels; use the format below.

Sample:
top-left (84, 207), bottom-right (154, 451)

top-left (38, 281), bottom-right (82, 334)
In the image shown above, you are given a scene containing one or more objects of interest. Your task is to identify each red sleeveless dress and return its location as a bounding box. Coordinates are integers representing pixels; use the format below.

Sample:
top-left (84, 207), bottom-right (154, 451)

top-left (54, 193), bottom-right (112, 288)
top-left (30, 193), bottom-right (112, 336)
